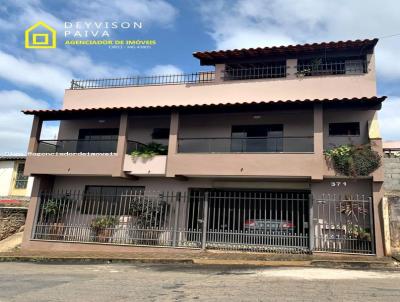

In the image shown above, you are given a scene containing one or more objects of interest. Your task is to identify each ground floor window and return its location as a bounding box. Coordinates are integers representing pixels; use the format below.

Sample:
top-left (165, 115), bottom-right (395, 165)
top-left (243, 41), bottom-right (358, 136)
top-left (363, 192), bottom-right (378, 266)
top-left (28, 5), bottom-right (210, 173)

top-left (14, 163), bottom-right (28, 189)
top-left (81, 186), bottom-right (145, 215)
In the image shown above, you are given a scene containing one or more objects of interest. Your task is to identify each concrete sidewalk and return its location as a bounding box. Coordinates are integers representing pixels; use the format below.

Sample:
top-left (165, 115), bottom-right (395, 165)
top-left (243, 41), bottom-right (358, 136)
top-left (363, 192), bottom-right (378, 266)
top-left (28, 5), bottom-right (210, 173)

top-left (0, 248), bottom-right (398, 269)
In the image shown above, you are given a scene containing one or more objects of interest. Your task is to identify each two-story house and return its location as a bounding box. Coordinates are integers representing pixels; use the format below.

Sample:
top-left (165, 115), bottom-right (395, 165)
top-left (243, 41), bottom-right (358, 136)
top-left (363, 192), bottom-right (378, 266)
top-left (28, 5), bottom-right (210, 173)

top-left (21, 39), bottom-right (386, 256)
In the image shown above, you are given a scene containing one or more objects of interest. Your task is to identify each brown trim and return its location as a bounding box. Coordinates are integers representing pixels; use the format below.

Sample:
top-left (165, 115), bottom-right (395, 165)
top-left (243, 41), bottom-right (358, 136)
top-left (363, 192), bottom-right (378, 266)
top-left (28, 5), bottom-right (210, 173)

top-left (22, 96), bottom-right (387, 120)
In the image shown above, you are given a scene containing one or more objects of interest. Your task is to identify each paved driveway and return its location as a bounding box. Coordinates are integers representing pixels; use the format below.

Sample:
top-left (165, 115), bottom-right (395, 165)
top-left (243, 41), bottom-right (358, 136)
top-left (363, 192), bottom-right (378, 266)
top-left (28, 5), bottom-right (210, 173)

top-left (0, 263), bottom-right (399, 301)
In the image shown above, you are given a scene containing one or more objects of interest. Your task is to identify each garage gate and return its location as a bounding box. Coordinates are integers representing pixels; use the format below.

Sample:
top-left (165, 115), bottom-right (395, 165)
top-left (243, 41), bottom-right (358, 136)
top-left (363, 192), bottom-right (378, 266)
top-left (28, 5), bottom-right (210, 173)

top-left (186, 189), bottom-right (310, 253)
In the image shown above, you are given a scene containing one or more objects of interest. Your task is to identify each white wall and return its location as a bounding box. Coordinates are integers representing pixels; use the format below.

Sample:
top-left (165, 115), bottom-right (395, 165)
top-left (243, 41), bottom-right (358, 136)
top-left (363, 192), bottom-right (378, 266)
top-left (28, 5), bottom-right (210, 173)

top-left (0, 161), bottom-right (14, 196)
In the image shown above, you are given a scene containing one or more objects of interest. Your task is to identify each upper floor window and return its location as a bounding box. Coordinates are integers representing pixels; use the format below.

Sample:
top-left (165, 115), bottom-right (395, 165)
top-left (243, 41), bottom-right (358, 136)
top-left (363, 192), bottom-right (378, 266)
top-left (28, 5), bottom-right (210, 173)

top-left (14, 163), bottom-right (28, 189)
top-left (152, 128), bottom-right (170, 140)
top-left (329, 122), bottom-right (360, 136)
top-left (224, 61), bottom-right (287, 81)
top-left (297, 56), bottom-right (367, 77)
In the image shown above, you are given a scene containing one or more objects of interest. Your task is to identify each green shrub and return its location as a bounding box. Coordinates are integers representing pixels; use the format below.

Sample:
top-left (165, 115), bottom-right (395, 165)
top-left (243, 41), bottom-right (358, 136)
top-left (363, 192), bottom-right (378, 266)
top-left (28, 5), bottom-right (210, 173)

top-left (131, 142), bottom-right (168, 158)
top-left (325, 144), bottom-right (381, 177)
top-left (90, 217), bottom-right (118, 231)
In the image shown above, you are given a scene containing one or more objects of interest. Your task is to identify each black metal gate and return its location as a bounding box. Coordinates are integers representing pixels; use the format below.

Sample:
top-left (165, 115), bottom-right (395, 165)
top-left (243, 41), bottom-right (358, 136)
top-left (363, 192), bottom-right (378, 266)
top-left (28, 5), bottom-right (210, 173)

top-left (311, 194), bottom-right (374, 254)
top-left (186, 190), bottom-right (310, 253)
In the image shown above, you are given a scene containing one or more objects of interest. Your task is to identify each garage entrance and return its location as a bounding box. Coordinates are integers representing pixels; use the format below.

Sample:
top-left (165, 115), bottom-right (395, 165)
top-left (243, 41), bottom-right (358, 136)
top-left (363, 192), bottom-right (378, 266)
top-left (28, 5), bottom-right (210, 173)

top-left (187, 189), bottom-right (311, 253)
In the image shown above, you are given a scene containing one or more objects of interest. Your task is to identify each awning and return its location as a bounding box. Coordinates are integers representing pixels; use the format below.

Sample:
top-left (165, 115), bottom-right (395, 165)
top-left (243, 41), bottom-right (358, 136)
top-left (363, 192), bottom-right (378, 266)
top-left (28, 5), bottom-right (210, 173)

top-left (22, 96), bottom-right (386, 120)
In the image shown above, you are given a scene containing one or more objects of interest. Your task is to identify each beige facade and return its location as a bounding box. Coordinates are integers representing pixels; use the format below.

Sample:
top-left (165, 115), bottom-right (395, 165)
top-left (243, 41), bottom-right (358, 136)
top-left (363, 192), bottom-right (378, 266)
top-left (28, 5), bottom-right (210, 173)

top-left (21, 39), bottom-right (386, 256)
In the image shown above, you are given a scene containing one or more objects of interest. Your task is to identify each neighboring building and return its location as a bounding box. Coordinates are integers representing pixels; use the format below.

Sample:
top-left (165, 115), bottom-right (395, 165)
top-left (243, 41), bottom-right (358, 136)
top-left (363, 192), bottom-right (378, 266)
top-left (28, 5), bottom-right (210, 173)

top-left (22, 39), bottom-right (386, 256)
top-left (383, 140), bottom-right (400, 157)
top-left (0, 156), bottom-right (33, 202)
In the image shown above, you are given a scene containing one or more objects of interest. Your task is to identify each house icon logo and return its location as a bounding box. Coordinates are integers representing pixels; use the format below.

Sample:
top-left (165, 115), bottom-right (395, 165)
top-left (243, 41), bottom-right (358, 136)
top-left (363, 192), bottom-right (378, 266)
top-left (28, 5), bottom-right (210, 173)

top-left (25, 21), bottom-right (57, 49)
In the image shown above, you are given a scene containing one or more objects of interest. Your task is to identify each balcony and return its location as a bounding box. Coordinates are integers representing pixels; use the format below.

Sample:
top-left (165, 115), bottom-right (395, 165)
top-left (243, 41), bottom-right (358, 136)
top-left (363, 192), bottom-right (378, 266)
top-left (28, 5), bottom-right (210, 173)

top-left (178, 136), bottom-right (314, 153)
top-left (26, 139), bottom-right (121, 176)
top-left (37, 139), bottom-right (118, 153)
top-left (123, 140), bottom-right (167, 176)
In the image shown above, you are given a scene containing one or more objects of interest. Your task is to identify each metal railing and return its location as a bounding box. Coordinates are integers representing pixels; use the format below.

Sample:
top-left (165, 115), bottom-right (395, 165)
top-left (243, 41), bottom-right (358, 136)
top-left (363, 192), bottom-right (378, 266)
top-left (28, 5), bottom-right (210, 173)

top-left (383, 148), bottom-right (400, 158)
top-left (296, 60), bottom-right (367, 77)
top-left (178, 136), bottom-right (314, 153)
top-left (312, 194), bottom-right (374, 254)
top-left (223, 65), bottom-right (287, 80)
top-left (70, 72), bottom-right (215, 89)
top-left (32, 190), bottom-right (374, 254)
top-left (126, 140), bottom-right (147, 154)
top-left (37, 139), bottom-right (118, 153)
top-left (32, 190), bottom-right (310, 253)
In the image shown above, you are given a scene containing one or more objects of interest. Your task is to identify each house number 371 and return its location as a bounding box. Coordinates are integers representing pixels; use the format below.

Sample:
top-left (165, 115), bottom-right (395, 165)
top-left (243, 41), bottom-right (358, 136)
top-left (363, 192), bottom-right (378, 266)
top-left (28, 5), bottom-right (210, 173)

top-left (330, 181), bottom-right (347, 187)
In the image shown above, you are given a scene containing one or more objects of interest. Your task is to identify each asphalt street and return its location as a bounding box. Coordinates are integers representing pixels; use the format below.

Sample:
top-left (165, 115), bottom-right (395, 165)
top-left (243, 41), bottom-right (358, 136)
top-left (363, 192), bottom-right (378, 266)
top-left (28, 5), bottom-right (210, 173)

top-left (0, 262), bottom-right (399, 301)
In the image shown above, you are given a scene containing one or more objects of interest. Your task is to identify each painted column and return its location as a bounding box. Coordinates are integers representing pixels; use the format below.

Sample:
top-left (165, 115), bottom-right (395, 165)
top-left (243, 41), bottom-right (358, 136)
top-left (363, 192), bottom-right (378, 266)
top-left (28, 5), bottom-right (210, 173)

top-left (21, 175), bottom-right (54, 249)
top-left (313, 103), bottom-right (324, 180)
top-left (286, 59), bottom-right (298, 79)
top-left (113, 111), bottom-right (128, 177)
top-left (214, 64), bottom-right (225, 83)
top-left (166, 111), bottom-right (179, 177)
top-left (27, 115), bottom-right (43, 154)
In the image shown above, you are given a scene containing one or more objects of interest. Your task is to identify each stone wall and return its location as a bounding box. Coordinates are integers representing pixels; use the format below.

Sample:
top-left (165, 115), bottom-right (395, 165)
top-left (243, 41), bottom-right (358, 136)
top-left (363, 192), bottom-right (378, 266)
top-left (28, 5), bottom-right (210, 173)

top-left (384, 158), bottom-right (400, 193)
top-left (0, 208), bottom-right (27, 241)
top-left (388, 195), bottom-right (400, 252)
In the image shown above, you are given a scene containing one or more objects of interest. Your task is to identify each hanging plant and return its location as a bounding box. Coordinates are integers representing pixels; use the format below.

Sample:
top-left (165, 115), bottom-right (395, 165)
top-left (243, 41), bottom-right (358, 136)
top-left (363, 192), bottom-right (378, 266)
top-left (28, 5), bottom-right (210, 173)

top-left (325, 144), bottom-right (381, 177)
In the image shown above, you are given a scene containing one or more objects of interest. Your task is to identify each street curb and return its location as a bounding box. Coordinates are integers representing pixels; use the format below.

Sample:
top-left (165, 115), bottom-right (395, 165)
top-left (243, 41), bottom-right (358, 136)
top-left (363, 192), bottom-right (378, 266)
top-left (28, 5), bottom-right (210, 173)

top-left (0, 256), bottom-right (194, 264)
top-left (192, 259), bottom-right (312, 267)
top-left (0, 256), bottom-right (397, 269)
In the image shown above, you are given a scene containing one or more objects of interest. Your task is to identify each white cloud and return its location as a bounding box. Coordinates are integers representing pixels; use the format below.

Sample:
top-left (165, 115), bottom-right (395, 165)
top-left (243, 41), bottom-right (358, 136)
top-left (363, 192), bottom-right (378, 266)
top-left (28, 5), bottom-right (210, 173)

top-left (379, 97), bottom-right (400, 140)
top-left (0, 50), bottom-right (72, 98)
top-left (146, 64), bottom-right (183, 76)
top-left (198, 0), bottom-right (400, 83)
top-left (0, 90), bottom-right (51, 154)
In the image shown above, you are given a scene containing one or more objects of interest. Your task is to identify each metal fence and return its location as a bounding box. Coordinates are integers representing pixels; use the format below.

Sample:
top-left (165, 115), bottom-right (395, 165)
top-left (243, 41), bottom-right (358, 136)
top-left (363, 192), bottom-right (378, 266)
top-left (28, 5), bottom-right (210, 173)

top-left (37, 139), bottom-right (118, 153)
top-left (311, 194), bottom-right (374, 254)
top-left (223, 65), bottom-right (287, 80)
top-left (296, 60), bottom-right (367, 77)
top-left (31, 190), bottom-right (374, 254)
top-left (32, 190), bottom-right (310, 253)
top-left (178, 136), bottom-right (314, 153)
top-left (70, 72), bottom-right (215, 89)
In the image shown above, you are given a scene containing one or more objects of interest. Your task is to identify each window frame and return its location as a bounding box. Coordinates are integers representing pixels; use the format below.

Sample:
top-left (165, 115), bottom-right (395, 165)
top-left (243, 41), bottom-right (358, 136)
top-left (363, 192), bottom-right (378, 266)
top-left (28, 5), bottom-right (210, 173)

top-left (81, 185), bottom-right (145, 215)
top-left (14, 162), bottom-right (28, 189)
top-left (328, 122), bottom-right (361, 137)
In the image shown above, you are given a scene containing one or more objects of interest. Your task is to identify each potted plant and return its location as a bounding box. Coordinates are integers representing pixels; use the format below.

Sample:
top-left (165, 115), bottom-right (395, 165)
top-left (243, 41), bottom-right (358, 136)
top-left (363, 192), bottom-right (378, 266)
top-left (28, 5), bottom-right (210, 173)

top-left (90, 217), bottom-right (118, 243)
top-left (41, 197), bottom-right (70, 240)
top-left (131, 142), bottom-right (168, 159)
top-left (128, 194), bottom-right (170, 244)
top-left (325, 144), bottom-right (381, 177)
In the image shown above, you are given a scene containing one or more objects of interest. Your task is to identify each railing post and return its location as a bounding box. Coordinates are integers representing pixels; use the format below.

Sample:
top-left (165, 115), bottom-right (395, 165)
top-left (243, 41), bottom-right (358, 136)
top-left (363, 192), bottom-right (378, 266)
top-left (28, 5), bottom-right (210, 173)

top-left (201, 192), bottom-right (209, 250)
top-left (368, 197), bottom-right (376, 254)
top-left (172, 192), bottom-right (181, 247)
top-left (308, 194), bottom-right (314, 253)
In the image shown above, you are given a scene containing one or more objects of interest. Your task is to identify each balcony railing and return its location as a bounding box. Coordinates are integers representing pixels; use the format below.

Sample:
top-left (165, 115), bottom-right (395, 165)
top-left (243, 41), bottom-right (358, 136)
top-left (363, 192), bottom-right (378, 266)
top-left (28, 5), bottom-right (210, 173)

top-left (178, 136), bottom-right (314, 153)
top-left (37, 139), bottom-right (118, 153)
top-left (223, 65), bottom-right (287, 80)
top-left (70, 72), bottom-right (215, 89)
top-left (296, 60), bottom-right (367, 77)
top-left (126, 140), bottom-right (147, 154)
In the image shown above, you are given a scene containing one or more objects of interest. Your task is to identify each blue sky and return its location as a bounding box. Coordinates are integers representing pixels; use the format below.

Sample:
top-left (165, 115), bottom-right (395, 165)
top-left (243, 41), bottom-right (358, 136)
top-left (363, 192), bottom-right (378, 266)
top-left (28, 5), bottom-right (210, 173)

top-left (0, 0), bottom-right (400, 154)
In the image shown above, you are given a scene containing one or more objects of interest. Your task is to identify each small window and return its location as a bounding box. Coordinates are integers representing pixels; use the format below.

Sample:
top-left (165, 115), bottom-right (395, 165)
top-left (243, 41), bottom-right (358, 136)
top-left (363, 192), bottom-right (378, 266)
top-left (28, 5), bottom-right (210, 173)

top-left (329, 122), bottom-right (360, 136)
top-left (81, 186), bottom-right (145, 215)
top-left (152, 128), bottom-right (170, 139)
top-left (14, 163), bottom-right (28, 189)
